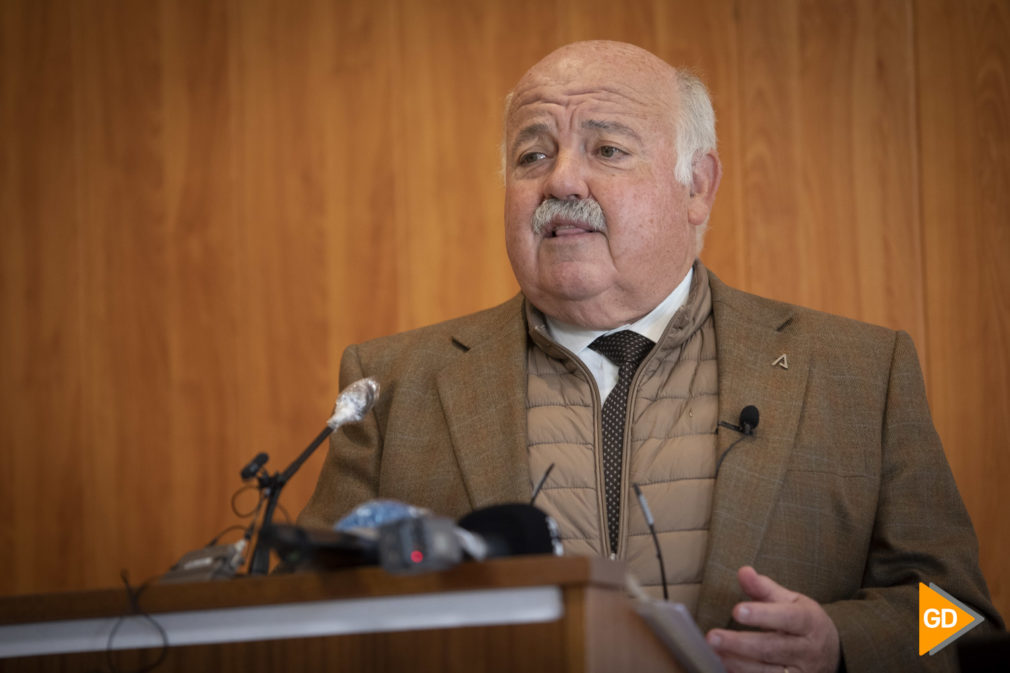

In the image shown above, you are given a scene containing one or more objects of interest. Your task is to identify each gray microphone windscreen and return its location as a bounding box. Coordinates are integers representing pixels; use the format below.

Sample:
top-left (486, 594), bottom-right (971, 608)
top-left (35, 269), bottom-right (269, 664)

top-left (327, 378), bottom-right (380, 429)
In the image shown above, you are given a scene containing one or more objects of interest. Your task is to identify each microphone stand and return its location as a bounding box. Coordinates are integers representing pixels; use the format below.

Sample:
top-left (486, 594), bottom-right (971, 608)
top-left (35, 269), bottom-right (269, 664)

top-left (241, 377), bottom-right (378, 576)
top-left (248, 425), bottom-right (336, 575)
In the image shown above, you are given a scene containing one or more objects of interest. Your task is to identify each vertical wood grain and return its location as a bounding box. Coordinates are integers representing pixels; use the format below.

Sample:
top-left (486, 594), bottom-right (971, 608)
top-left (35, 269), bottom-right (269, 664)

top-left (159, 0), bottom-right (243, 560)
top-left (71, 0), bottom-right (173, 586)
top-left (915, 0), bottom-right (1010, 619)
top-left (392, 0), bottom-right (518, 330)
top-left (735, 0), bottom-right (924, 346)
top-left (0, 0), bottom-right (84, 589)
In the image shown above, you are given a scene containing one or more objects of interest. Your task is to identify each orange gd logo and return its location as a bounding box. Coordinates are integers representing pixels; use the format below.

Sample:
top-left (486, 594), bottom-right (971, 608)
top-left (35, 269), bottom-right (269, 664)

top-left (919, 582), bottom-right (985, 655)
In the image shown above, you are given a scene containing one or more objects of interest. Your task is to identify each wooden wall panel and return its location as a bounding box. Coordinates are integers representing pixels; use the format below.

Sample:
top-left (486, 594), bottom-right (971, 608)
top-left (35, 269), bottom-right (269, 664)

top-left (0, 0), bottom-right (84, 590)
top-left (393, 0), bottom-right (519, 328)
top-left (159, 0), bottom-right (244, 559)
top-left (0, 0), bottom-right (1006, 624)
top-left (72, 0), bottom-right (175, 586)
top-left (916, 0), bottom-right (1010, 619)
top-left (736, 0), bottom-right (925, 346)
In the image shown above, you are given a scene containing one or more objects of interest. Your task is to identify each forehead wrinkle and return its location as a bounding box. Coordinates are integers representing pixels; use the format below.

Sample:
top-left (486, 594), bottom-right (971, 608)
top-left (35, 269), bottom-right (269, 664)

top-left (511, 83), bottom-right (655, 114)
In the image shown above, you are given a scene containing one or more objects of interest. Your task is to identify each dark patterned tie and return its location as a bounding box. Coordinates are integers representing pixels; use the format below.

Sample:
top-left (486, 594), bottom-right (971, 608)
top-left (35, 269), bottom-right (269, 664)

top-left (589, 330), bottom-right (655, 554)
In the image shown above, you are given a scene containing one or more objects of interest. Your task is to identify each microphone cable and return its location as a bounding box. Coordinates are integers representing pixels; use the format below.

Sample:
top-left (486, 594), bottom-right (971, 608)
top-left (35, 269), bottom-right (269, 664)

top-left (99, 570), bottom-right (168, 673)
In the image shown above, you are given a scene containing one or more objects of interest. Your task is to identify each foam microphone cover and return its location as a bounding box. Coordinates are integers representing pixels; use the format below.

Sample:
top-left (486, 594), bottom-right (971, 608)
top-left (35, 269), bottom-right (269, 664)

top-left (457, 503), bottom-right (561, 558)
top-left (740, 405), bottom-right (760, 434)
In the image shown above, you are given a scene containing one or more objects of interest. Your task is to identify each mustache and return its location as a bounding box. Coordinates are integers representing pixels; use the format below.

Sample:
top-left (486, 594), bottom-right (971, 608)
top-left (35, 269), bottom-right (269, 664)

top-left (531, 198), bottom-right (607, 236)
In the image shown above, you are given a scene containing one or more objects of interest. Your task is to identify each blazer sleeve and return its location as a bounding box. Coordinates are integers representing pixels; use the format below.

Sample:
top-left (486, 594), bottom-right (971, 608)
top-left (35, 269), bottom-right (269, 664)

top-left (821, 331), bottom-right (1003, 672)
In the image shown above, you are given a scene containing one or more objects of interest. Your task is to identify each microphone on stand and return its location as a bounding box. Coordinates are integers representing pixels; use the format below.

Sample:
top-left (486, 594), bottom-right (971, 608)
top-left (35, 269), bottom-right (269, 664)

top-left (246, 377), bottom-right (380, 575)
top-left (530, 463), bottom-right (555, 505)
top-left (633, 483), bottom-right (668, 600)
top-left (240, 452), bottom-right (269, 481)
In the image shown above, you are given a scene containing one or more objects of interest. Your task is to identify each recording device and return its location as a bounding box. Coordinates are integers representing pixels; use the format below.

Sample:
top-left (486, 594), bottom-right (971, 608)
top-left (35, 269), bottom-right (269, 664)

top-left (335, 498), bottom-right (431, 532)
top-left (257, 523), bottom-right (378, 572)
top-left (377, 516), bottom-right (466, 574)
top-left (307, 499), bottom-right (563, 574)
top-left (256, 495), bottom-right (563, 576)
top-left (374, 502), bottom-right (563, 574)
top-left (246, 377), bottom-right (380, 575)
top-left (162, 541), bottom-right (247, 583)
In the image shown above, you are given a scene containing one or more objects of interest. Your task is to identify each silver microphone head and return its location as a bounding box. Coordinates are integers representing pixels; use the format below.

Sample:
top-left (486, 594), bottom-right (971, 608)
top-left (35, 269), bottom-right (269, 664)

top-left (327, 377), bottom-right (380, 429)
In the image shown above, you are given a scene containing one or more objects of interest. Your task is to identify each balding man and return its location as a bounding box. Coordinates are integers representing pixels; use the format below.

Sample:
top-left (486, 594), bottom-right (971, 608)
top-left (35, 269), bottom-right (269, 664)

top-left (301, 41), bottom-right (1001, 672)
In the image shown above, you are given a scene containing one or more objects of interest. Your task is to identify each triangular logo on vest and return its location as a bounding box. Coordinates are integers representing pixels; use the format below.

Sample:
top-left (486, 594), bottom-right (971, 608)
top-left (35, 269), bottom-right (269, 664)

top-left (772, 353), bottom-right (788, 370)
top-left (919, 582), bottom-right (985, 655)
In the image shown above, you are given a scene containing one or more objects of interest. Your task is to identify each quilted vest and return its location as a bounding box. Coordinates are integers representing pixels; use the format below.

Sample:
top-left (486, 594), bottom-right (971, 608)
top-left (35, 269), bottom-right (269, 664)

top-left (525, 263), bottom-right (718, 611)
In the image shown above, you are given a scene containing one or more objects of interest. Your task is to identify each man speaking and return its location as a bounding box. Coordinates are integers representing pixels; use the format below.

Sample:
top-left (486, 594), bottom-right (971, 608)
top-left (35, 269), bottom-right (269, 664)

top-left (299, 41), bottom-right (1001, 671)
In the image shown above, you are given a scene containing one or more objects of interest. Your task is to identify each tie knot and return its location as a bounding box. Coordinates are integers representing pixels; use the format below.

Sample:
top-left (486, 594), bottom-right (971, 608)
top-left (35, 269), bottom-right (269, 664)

top-left (589, 330), bottom-right (654, 370)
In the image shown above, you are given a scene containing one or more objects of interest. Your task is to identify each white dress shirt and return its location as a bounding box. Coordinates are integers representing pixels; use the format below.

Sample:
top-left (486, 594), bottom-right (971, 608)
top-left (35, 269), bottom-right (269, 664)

top-left (544, 267), bottom-right (693, 404)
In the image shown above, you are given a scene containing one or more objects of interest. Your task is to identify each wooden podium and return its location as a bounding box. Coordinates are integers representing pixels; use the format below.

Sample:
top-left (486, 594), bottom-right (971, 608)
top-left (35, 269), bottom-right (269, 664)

top-left (0, 555), bottom-right (684, 672)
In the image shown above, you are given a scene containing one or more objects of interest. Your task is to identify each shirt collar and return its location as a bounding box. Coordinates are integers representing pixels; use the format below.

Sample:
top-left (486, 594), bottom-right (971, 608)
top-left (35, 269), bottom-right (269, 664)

top-left (545, 266), bottom-right (694, 356)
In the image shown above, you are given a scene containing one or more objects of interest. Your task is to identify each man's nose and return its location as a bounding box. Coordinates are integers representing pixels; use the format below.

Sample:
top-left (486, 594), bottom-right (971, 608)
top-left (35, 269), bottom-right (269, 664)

top-left (543, 150), bottom-right (589, 201)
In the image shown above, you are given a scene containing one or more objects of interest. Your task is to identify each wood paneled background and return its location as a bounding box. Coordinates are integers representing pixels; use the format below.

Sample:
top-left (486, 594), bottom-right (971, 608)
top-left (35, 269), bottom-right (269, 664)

top-left (1, 0), bottom-right (1007, 621)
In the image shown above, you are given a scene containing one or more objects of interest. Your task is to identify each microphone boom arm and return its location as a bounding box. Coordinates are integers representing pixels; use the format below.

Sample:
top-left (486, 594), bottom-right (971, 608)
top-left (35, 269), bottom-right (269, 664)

top-left (247, 378), bottom-right (379, 575)
top-left (248, 425), bottom-right (335, 575)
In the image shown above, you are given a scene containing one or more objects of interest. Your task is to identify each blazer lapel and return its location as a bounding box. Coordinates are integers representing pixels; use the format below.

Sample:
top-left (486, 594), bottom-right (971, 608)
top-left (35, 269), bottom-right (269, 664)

top-left (695, 276), bottom-right (810, 632)
top-left (435, 297), bottom-right (532, 508)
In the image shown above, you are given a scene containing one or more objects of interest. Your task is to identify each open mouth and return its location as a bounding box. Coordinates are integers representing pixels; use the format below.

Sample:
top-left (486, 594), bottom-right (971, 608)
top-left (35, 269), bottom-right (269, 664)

top-left (545, 219), bottom-right (600, 238)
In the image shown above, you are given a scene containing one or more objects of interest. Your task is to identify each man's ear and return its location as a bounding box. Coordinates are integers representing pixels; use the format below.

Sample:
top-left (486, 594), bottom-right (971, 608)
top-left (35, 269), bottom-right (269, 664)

top-left (688, 150), bottom-right (722, 226)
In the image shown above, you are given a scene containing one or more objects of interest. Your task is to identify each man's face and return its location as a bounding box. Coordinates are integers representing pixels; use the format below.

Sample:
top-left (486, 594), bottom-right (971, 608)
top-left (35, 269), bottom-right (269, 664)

top-left (504, 45), bottom-right (710, 329)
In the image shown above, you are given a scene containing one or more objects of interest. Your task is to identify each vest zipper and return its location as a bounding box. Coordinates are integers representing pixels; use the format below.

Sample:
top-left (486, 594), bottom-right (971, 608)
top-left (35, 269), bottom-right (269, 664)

top-left (535, 331), bottom-right (613, 557)
top-left (530, 325), bottom-right (655, 560)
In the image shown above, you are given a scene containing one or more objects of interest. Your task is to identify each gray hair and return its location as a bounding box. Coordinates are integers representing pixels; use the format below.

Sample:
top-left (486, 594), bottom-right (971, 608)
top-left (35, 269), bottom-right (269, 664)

top-left (673, 70), bottom-right (717, 187)
top-left (673, 70), bottom-right (717, 250)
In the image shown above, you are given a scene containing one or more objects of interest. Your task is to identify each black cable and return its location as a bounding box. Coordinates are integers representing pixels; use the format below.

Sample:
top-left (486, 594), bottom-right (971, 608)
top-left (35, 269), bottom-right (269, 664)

top-left (235, 489), bottom-right (267, 573)
top-left (714, 434), bottom-right (748, 474)
top-left (103, 570), bottom-right (168, 673)
top-left (230, 484), bottom-right (262, 518)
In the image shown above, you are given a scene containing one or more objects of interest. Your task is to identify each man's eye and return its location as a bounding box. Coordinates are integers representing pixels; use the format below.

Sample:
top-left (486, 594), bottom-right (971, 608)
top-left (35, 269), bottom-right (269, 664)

top-left (518, 151), bottom-right (547, 166)
top-left (598, 145), bottom-right (624, 159)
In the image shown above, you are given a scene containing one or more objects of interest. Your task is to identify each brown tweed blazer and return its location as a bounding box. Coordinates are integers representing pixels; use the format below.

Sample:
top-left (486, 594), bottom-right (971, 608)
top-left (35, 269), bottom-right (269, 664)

top-left (300, 267), bottom-right (1001, 671)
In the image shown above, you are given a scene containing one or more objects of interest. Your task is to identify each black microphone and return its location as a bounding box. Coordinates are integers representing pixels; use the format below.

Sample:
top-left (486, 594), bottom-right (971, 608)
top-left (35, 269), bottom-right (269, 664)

top-left (240, 452), bottom-right (268, 480)
top-left (457, 504), bottom-right (563, 558)
top-left (718, 405), bottom-right (760, 435)
top-left (633, 483), bottom-right (668, 600)
top-left (716, 405), bottom-right (761, 474)
top-left (739, 405), bottom-right (759, 435)
top-left (530, 463), bottom-right (555, 505)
